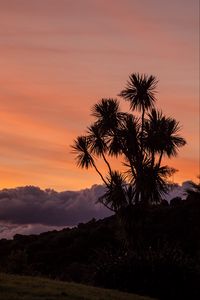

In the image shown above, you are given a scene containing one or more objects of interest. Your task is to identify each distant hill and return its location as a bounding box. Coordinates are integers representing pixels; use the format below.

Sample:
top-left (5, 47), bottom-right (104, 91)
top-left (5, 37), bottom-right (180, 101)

top-left (0, 181), bottom-right (192, 238)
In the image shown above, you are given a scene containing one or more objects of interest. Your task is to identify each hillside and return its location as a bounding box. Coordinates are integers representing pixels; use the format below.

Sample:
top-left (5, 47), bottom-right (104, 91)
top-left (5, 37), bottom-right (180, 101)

top-left (0, 197), bottom-right (200, 299)
top-left (0, 273), bottom-right (155, 300)
top-left (0, 182), bottom-right (189, 239)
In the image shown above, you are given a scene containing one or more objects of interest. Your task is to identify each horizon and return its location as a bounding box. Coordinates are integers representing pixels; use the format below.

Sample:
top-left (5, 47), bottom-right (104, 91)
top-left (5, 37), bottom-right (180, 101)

top-left (0, 178), bottom-right (196, 193)
top-left (0, 181), bottom-right (191, 239)
top-left (0, 0), bottom-right (199, 191)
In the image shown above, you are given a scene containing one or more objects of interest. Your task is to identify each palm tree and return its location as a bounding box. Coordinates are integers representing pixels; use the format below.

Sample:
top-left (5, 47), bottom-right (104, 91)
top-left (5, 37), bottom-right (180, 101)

top-left (72, 73), bottom-right (186, 210)
top-left (72, 73), bottom-right (187, 248)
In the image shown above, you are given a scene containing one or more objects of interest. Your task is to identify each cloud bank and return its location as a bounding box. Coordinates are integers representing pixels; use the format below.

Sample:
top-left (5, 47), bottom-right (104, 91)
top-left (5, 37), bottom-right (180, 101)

top-left (0, 185), bottom-right (110, 239)
top-left (0, 182), bottom-right (190, 239)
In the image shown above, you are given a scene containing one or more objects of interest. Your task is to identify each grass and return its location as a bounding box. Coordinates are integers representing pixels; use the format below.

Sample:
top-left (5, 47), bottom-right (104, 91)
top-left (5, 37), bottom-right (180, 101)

top-left (0, 273), bottom-right (156, 300)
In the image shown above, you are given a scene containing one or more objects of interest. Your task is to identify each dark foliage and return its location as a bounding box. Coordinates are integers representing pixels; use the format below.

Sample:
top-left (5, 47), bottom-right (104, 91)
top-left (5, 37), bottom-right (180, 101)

top-left (72, 73), bottom-right (186, 210)
top-left (0, 194), bottom-right (200, 299)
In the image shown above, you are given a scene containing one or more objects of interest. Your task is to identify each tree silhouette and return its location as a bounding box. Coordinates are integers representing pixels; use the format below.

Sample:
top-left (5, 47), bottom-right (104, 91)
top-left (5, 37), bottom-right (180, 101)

top-left (72, 73), bottom-right (186, 211)
top-left (186, 176), bottom-right (200, 200)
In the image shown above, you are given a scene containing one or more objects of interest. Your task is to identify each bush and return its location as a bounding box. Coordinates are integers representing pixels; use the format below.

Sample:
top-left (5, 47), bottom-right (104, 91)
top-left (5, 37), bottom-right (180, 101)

top-left (94, 246), bottom-right (200, 299)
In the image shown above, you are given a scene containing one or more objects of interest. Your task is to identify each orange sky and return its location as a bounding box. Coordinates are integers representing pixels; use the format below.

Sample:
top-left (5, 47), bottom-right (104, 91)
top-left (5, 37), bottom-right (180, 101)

top-left (0, 0), bottom-right (199, 191)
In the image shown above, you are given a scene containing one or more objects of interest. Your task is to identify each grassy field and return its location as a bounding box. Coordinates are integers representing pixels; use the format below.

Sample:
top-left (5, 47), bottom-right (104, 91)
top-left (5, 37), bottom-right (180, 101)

top-left (0, 273), bottom-right (156, 300)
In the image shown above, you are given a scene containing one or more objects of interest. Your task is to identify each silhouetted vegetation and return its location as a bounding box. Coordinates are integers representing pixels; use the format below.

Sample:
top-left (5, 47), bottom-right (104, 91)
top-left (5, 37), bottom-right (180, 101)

top-left (0, 192), bottom-right (200, 299)
top-left (72, 73), bottom-right (187, 250)
top-left (186, 177), bottom-right (200, 201)
top-left (72, 73), bottom-right (186, 212)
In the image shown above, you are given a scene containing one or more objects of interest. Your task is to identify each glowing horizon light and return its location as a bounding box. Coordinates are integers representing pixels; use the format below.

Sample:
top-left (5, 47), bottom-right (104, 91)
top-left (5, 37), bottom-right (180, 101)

top-left (0, 0), bottom-right (199, 191)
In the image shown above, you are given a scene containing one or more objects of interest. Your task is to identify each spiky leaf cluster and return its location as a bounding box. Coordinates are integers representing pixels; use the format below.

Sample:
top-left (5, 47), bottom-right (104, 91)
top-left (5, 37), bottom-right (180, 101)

top-left (72, 73), bottom-right (186, 211)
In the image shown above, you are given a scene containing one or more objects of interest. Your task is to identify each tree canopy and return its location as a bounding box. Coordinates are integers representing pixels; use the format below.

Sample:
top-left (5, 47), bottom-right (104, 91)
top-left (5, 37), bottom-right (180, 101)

top-left (72, 73), bottom-right (186, 211)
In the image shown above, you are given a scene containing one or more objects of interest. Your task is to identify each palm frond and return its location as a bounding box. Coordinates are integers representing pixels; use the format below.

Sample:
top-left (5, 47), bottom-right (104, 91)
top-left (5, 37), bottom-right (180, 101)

top-left (119, 73), bottom-right (158, 112)
top-left (71, 136), bottom-right (94, 169)
top-left (144, 109), bottom-right (186, 159)
top-left (87, 123), bottom-right (108, 156)
top-left (99, 171), bottom-right (128, 211)
top-left (91, 98), bottom-right (124, 133)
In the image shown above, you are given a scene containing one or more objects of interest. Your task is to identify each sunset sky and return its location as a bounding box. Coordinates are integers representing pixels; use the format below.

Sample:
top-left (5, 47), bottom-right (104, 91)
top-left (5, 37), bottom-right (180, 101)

top-left (0, 0), bottom-right (199, 191)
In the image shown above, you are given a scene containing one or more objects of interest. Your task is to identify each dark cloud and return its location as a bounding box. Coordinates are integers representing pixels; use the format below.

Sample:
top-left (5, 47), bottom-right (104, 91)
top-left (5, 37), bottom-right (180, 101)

top-left (0, 185), bottom-right (110, 227)
top-left (0, 182), bottom-right (188, 239)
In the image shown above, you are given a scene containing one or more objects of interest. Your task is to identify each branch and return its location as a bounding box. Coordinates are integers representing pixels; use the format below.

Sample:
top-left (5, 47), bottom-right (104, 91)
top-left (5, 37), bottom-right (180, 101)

top-left (91, 160), bottom-right (109, 188)
top-left (102, 152), bottom-right (112, 176)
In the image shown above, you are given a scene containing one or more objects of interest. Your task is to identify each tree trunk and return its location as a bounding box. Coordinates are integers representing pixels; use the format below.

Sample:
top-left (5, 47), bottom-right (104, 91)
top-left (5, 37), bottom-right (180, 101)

top-left (158, 150), bottom-right (163, 167)
top-left (141, 105), bottom-right (145, 155)
top-left (151, 149), bottom-right (155, 168)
